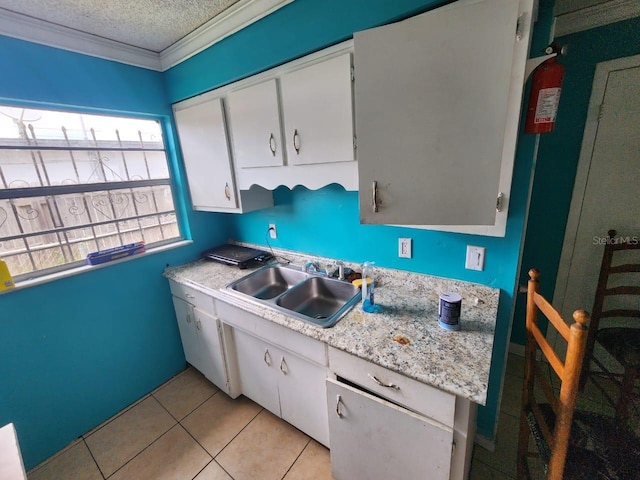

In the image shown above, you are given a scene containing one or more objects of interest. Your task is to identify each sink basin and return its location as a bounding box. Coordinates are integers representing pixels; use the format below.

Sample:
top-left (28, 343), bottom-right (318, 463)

top-left (276, 276), bottom-right (361, 325)
top-left (225, 263), bottom-right (361, 328)
top-left (229, 264), bottom-right (309, 300)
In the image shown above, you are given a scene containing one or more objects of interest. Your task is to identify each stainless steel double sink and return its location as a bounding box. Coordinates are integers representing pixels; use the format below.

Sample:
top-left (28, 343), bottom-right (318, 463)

top-left (225, 263), bottom-right (361, 328)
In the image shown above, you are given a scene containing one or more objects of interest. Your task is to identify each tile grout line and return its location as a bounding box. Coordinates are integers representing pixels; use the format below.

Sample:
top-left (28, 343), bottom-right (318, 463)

top-left (190, 458), bottom-right (216, 480)
top-left (279, 437), bottom-right (312, 480)
top-left (208, 404), bottom-right (266, 459)
top-left (101, 423), bottom-right (184, 479)
top-left (83, 393), bottom-right (153, 440)
top-left (82, 437), bottom-right (107, 480)
top-left (151, 385), bottom-right (220, 423)
top-left (177, 400), bottom-right (265, 477)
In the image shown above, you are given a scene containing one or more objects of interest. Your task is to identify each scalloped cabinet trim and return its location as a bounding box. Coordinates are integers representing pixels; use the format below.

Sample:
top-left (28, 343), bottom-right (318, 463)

top-left (172, 41), bottom-right (357, 211)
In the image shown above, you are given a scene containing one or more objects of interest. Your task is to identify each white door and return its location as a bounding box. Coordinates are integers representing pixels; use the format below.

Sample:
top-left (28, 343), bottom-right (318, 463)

top-left (277, 351), bottom-right (330, 447)
top-left (172, 296), bottom-right (200, 368)
top-left (354, 0), bottom-right (530, 226)
top-left (233, 329), bottom-right (280, 416)
top-left (173, 97), bottom-right (238, 209)
top-left (227, 79), bottom-right (284, 168)
top-left (326, 379), bottom-right (453, 480)
top-left (554, 57), bottom-right (640, 349)
top-left (194, 308), bottom-right (228, 393)
top-left (280, 53), bottom-right (354, 166)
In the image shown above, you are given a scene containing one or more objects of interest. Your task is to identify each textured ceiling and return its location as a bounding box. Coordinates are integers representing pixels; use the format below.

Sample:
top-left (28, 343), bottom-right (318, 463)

top-left (0, 0), bottom-right (242, 52)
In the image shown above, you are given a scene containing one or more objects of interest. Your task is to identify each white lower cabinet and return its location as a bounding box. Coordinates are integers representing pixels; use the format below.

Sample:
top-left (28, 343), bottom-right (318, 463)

top-left (169, 281), bottom-right (238, 397)
top-left (327, 346), bottom-right (475, 480)
top-left (327, 378), bottom-right (453, 480)
top-left (172, 296), bottom-right (201, 371)
top-left (232, 328), bottom-right (329, 446)
top-left (170, 286), bottom-right (476, 479)
top-left (232, 328), bottom-right (281, 416)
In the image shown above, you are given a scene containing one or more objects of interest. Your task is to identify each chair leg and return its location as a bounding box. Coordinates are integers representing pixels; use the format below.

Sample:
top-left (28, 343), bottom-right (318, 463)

top-left (616, 367), bottom-right (638, 422)
top-left (517, 410), bottom-right (531, 480)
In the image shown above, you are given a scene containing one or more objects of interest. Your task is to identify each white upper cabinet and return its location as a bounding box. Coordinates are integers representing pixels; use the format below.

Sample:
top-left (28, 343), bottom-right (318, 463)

top-left (173, 95), bottom-right (273, 213)
top-left (354, 0), bottom-right (534, 235)
top-left (280, 53), bottom-right (355, 166)
top-left (227, 45), bottom-right (359, 191)
top-left (174, 97), bottom-right (238, 210)
top-left (227, 79), bottom-right (285, 169)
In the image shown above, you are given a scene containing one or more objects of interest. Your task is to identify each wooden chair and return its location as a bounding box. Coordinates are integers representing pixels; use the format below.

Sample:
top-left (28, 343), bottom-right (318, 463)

top-left (517, 269), bottom-right (640, 480)
top-left (580, 229), bottom-right (640, 422)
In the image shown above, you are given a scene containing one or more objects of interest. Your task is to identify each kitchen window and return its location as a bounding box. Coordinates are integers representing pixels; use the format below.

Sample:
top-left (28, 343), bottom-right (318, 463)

top-left (0, 105), bottom-right (181, 280)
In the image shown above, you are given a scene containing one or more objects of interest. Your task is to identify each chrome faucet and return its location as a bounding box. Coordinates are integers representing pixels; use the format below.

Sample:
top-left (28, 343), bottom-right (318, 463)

top-left (304, 261), bottom-right (321, 274)
top-left (335, 261), bottom-right (345, 281)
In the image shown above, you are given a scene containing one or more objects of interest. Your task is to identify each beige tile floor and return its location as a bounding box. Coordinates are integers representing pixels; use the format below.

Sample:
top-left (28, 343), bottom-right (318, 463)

top-left (26, 353), bottom-right (615, 480)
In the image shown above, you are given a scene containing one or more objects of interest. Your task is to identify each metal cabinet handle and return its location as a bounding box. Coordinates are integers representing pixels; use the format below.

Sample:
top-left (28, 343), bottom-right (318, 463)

top-left (279, 356), bottom-right (288, 375)
top-left (185, 293), bottom-right (195, 299)
top-left (293, 129), bottom-right (300, 154)
top-left (186, 313), bottom-right (192, 324)
top-left (372, 181), bottom-right (379, 213)
top-left (336, 394), bottom-right (343, 418)
top-left (224, 182), bottom-right (231, 201)
top-left (263, 348), bottom-right (272, 366)
top-left (196, 320), bottom-right (202, 331)
top-left (269, 133), bottom-right (276, 156)
top-left (368, 373), bottom-right (400, 390)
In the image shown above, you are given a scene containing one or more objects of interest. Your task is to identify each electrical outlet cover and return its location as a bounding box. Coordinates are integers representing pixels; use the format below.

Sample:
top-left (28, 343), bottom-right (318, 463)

top-left (399, 238), bottom-right (412, 258)
top-left (465, 245), bottom-right (485, 271)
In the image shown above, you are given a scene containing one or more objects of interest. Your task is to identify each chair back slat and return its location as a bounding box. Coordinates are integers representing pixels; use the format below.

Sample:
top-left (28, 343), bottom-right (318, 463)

top-left (531, 323), bottom-right (565, 379)
top-left (604, 285), bottom-right (640, 296)
top-left (534, 362), bottom-right (558, 412)
top-left (534, 292), bottom-right (571, 342)
top-left (609, 263), bottom-right (640, 274)
top-left (599, 308), bottom-right (640, 319)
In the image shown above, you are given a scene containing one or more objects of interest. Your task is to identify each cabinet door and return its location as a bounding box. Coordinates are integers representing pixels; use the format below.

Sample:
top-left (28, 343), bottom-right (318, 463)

top-left (277, 352), bottom-right (329, 447)
top-left (281, 53), bottom-right (354, 166)
top-left (173, 97), bottom-right (238, 210)
top-left (355, 0), bottom-right (529, 226)
top-left (233, 329), bottom-right (280, 416)
top-left (327, 378), bottom-right (453, 480)
top-left (171, 296), bottom-right (200, 368)
top-left (193, 307), bottom-right (228, 393)
top-left (227, 79), bottom-right (284, 168)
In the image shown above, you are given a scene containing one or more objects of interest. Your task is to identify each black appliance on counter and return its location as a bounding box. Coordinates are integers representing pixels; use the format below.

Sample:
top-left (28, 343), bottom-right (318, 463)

top-left (201, 244), bottom-right (272, 269)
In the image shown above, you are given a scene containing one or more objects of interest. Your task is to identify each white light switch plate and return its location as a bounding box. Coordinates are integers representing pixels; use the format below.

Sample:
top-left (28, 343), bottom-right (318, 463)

top-left (399, 238), bottom-right (412, 258)
top-left (466, 246), bottom-right (485, 271)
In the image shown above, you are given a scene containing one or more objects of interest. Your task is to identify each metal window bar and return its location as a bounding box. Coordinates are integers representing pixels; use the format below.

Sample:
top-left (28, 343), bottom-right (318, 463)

top-left (28, 123), bottom-right (73, 264)
top-left (0, 113), bottom-right (181, 279)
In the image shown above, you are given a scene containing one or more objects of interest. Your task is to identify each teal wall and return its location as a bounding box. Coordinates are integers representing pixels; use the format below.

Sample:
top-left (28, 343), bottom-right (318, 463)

top-left (511, 16), bottom-right (640, 345)
top-left (0, 35), bottom-right (232, 469)
top-left (166, 0), bottom-right (554, 440)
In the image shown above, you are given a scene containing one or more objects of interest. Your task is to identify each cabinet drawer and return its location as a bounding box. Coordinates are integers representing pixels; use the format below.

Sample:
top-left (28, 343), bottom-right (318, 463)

top-left (328, 346), bottom-right (455, 427)
top-left (169, 280), bottom-right (215, 314)
top-left (218, 300), bottom-right (326, 367)
top-left (327, 378), bottom-right (452, 480)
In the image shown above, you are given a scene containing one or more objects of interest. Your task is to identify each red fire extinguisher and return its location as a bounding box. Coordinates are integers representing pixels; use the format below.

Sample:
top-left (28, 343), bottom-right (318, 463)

top-left (525, 51), bottom-right (565, 134)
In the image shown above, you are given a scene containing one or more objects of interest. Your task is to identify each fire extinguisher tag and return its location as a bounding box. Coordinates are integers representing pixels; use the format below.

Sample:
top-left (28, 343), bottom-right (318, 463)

top-left (534, 87), bottom-right (561, 124)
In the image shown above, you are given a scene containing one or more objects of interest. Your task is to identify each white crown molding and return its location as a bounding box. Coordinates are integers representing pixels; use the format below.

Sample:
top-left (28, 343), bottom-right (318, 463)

top-left (160, 0), bottom-right (294, 71)
top-left (555, 0), bottom-right (640, 37)
top-left (0, 9), bottom-right (162, 70)
top-left (0, 0), bottom-right (293, 72)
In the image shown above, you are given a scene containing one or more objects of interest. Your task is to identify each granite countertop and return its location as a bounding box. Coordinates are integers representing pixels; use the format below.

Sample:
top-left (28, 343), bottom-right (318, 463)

top-left (164, 247), bottom-right (499, 405)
